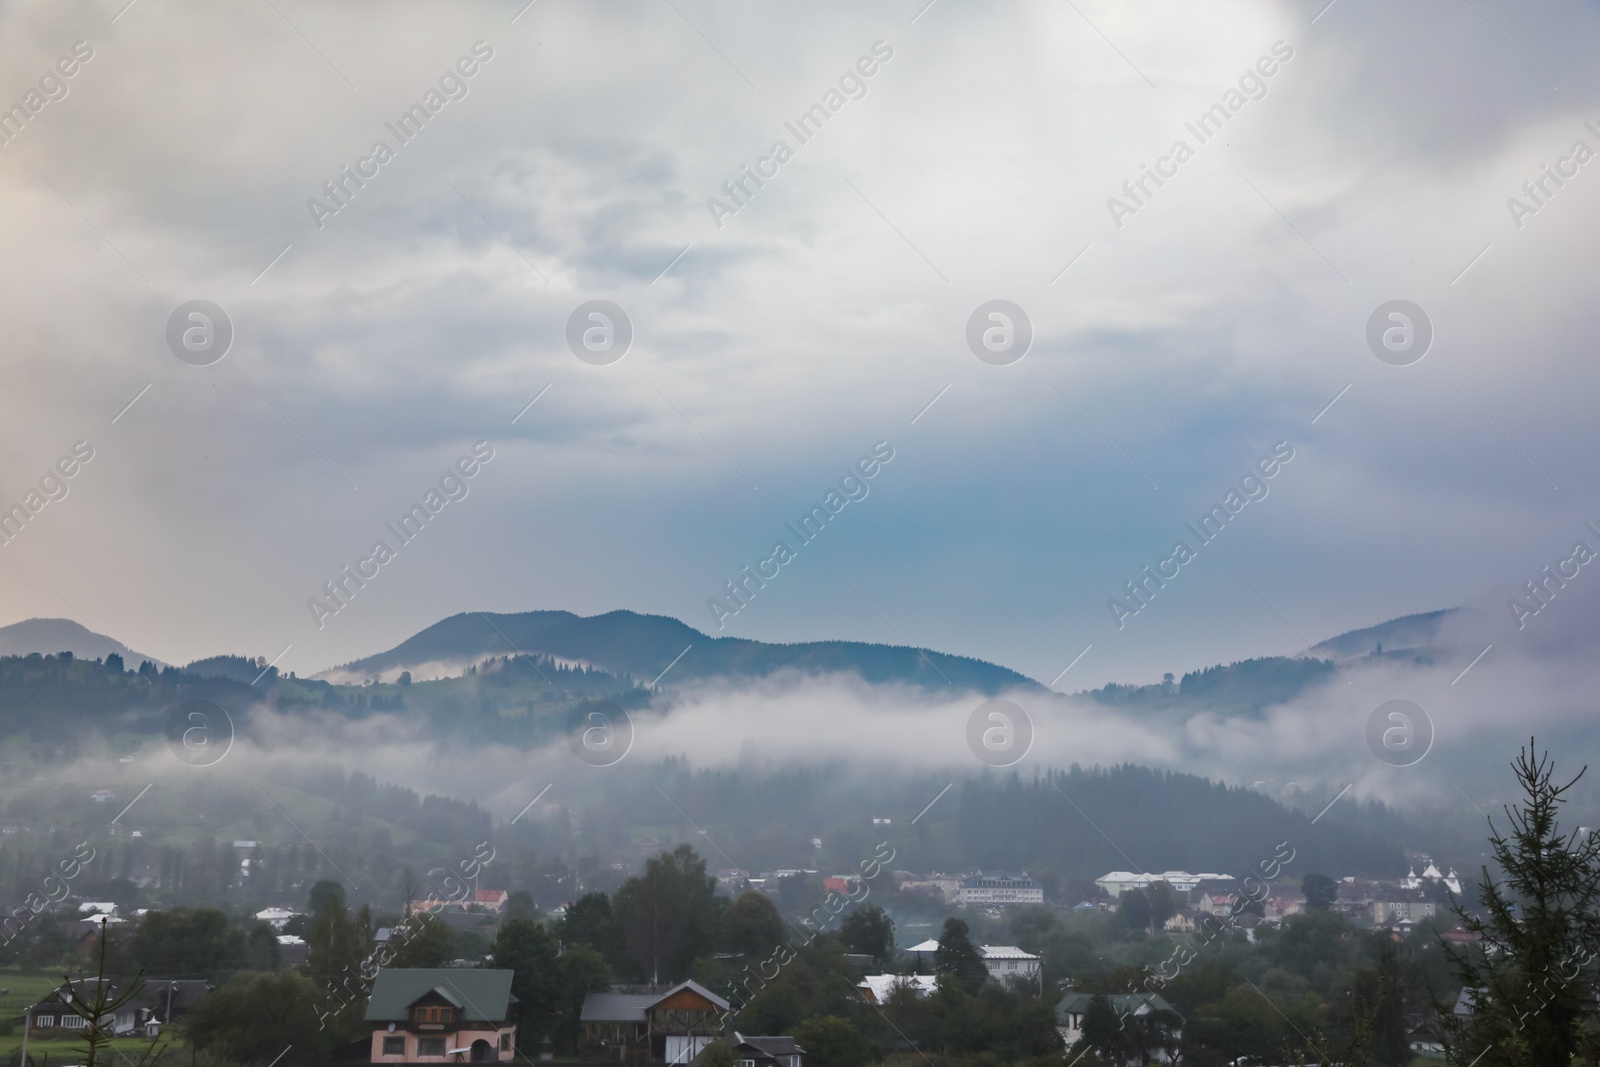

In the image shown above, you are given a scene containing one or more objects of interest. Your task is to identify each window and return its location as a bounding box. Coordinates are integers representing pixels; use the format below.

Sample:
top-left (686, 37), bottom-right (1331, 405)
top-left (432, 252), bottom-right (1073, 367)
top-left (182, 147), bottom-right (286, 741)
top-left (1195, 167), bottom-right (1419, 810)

top-left (61, 1015), bottom-right (88, 1029)
top-left (741, 1060), bottom-right (756, 1067)
top-left (418, 1037), bottom-right (446, 1056)
top-left (382, 1036), bottom-right (405, 1055)
top-left (500, 1034), bottom-right (512, 1051)
top-left (34, 1015), bottom-right (54, 1028)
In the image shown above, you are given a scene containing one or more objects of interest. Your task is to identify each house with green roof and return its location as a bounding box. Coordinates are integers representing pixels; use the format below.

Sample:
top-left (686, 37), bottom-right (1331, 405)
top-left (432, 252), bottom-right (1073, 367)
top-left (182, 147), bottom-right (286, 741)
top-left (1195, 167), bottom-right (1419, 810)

top-left (1055, 991), bottom-right (1182, 1065)
top-left (364, 968), bottom-right (517, 1062)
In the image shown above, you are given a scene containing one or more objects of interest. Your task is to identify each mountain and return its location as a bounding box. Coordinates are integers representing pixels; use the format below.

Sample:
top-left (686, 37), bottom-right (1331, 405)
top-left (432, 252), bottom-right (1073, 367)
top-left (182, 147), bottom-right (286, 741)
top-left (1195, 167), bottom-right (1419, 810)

top-left (320, 609), bottom-right (1044, 694)
top-left (0, 617), bottom-right (161, 667)
top-left (1309, 608), bottom-right (1457, 662)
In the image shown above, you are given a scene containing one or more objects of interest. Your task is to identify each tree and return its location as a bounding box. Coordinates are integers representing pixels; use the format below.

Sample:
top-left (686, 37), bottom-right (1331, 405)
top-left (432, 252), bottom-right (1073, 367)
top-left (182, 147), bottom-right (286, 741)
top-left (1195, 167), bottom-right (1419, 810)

top-left (933, 917), bottom-right (988, 995)
top-left (559, 890), bottom-right (623, 968)
top-left (793, 1015), bottom-right (873, 1067)
top-left (722, 891), bottom-right (787, 960)
top-left (1303, 872), bottom-right (1339, 910)
top-left (839, 904), bottom-right (895, 965)
top-left (307, 878), bottom-right (346, 915)
top-left (1077, 994), bottom-right (1131, 1063)
top-left (387, 912), bottom-right (454, 968)
top-left (553, 943), bottom-right (612, 1051)
top-left (187, 970), bottom-right (345, 1062)
top-left (1440, 741), bottom-right (1600, 1067)
top-left (127, 908), bottom-right (253, 981)
top-left (505, 889), bottom-right (537, 922)
top-left (57, 923), bottom-right (169, 1067)
top-left (1147, 881), bottom-right (1179, 932)
top-left (306, 887), bottom-right (369, 998)
top-left (1120, 887), bottom-right (1152, 930)
top-left (493, 919), bottom-right (560, 1048)
top-left (612, 845), bottom-right (717, 982)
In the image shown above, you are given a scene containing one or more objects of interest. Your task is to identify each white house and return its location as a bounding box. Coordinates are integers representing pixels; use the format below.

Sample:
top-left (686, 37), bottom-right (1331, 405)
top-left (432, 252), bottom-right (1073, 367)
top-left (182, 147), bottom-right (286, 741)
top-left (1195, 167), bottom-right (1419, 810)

top-left (901, 941), bottom-right (1041, 983)
top-left (254, 907), bottom-right (299, 929)
top-left (980, 945), bottom-right (1042, 982)
top-left (857, 974), bottom-right (938, 1003)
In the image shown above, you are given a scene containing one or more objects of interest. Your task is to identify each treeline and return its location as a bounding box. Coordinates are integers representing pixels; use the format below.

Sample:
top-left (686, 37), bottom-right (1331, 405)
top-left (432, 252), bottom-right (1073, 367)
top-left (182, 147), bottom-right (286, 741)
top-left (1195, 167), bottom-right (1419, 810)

top-left (565, 760), bottom-right (1407, 880)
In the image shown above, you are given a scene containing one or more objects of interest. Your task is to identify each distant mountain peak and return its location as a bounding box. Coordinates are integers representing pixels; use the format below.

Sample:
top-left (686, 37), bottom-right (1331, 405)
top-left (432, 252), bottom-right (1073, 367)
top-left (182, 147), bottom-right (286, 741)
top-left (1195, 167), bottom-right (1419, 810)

top-left (319, 608), bottom-right (1041, 694)
top-left (0, 618), bottom-right (160, 667)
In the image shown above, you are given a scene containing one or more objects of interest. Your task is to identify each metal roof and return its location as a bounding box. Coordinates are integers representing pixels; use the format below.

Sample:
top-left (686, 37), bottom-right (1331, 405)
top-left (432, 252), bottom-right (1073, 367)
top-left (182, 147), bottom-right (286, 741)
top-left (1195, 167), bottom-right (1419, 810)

top-left (579, 980), bottom-right (730, 1022)
top-left (363, 969), bottom-right (514, 1023)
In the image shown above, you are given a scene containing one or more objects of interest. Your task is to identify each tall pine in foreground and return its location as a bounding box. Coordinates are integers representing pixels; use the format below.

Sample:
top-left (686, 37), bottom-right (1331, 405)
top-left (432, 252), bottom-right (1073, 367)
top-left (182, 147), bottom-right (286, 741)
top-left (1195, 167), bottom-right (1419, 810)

top-left (1441, 740), bottom-right (1600, 1067)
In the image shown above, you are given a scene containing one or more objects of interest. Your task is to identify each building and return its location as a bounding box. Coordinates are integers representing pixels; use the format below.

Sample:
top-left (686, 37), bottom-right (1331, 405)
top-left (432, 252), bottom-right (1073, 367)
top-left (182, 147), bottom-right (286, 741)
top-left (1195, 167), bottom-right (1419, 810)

top-left (1372, 894), bottom-right (1437, 926)
top-left (363, 968), bottom-right (516, 1062)
top-left (857, 975), bottom-right (938, 1003)
top-left (255, 906), bottom-right (300, 929)
top-left (277, 934), bottom-right (309, 967)
top-left (726, 1033), bottom-right (805, 1067)
top-left (580, 980), bottom-right (729, 1064)
top-left (472, 889), bottom-right (510, 912)
top-left (1095, 871), bottom-right (1233, 897)
top-left (899, 941), bottom-right (1041, 984)
top-left (1056, 992), bottom-right (1183, 1065)
top-left (980, 945), bottom-right (1042, 982)
top-left (957, 873), bottom-right (1043, 907)
top-left (895, 872), bottom-right (962, 903)
top-left (1401, 861), bottom-right (1464, 896)
top-left (27, 978), bottom-right (212, 1038)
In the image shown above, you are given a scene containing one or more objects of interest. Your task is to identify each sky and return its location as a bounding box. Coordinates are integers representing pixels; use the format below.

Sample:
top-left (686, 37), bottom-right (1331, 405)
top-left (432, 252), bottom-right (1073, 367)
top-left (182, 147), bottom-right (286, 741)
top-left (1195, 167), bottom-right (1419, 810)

top-left (2, 0), bottom-right (1599, 691)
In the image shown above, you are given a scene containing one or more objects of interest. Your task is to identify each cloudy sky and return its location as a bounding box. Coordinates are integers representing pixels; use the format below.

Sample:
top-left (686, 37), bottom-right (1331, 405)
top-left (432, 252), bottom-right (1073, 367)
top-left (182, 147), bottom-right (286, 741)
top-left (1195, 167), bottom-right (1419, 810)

top-left (1, 0), bottom-right (1598, 690)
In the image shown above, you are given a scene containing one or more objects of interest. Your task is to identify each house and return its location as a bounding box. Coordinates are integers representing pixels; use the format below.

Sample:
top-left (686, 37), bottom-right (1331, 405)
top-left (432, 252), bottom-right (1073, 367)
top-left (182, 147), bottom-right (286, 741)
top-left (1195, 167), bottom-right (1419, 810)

top-left (580, 980), bottom-right (729, 1064)
top-left (1372, 892), bottom-right (1437, 926)
top-left (255, 906), bottom-right (300, 929)
top-left (1163, 910), bottom-right (1199, 933)
top-left (980, 945), bottom-right (1042, 982)
top-left (91, 789), bottom-right (115, 803)
top-left (364, 967), bottom-right (517, 1062)
top-left (894, 873), bottom-right (962, 903)
top-left (1265, 896), bottom-right (1303, 921)
top-left (472, 889), bottom-right (509, 913)
top-left (68, 914), bottom-right (128, 951)
top-left (897, 941), bottom-right (1041, 984)
top-left (724, 1033), bottom-right (804, 1067)
top-left (822, 876), bottom-right (861, 896)
top-left (277, 935), bottom-right (309, 967)
top-left (956, 873), bottom-right (1044, 907)
top-left (27, 978), bottom-right (212, 1037)
top-left (1197, 892), bottom-right (1237, 917)
top-left (857, 974), bottom-right (938, 1003)
top-left (1056, 992), bottom-right (1182, 1065)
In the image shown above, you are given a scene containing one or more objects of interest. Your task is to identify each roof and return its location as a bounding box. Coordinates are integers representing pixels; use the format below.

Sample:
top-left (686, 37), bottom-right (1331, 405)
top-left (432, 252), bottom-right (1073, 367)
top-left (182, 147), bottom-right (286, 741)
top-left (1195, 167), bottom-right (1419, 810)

top-left (979, 945), bottom-right (1039, 960)
top-left (579, 980), bottom-right (730, 1023)
top-left (581, 992), bottom-right (659, 1023)
top-left (736, 1034), bottom-right (805, 1058)
top-left (1056, 992), bottom-right (1181, 1022)
top-left (960, 873), bottom-right (1038, 887)
top-left (363, 969), bottom-right (515, 1023)
top-left (857, 974), bottom-right (938, 1002)
top-left (906, 938), bottom-right (941, 953)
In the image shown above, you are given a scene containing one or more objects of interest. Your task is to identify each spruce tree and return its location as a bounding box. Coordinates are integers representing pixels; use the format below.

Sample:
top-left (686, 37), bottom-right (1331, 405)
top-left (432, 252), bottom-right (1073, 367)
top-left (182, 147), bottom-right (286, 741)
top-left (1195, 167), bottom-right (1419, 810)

top-left (1440, 740), bottom-right (1600, 1066)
